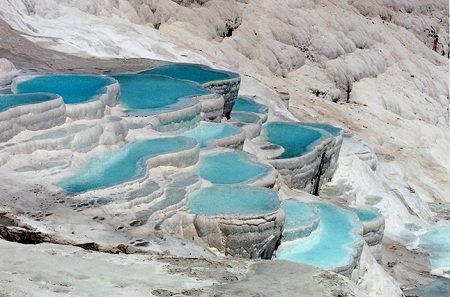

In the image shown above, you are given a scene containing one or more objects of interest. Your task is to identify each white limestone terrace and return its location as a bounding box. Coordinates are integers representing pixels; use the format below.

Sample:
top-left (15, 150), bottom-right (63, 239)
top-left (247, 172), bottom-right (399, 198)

top-left (183, 121), bottom-right (246, 150)
top-left (258, 121), bottom-right (343, 195)
top-left (0, 70), bottom-right (350, 267)
top-left (57, 136), bottom-right (199, 194)
top-left (197, 149), bottom-right (278, 188)
top-left (281, 200), bottom-right (320, 241)
top-left (228, 95), bottom-right (269, 139)
top-left (182, 185), bottom-right (284, 259)
top-left (140, 63), bottom-right (241, 118)
top-left (0, 93), bottom-right (65, 142)
top-left (276, 199), bottom-right (365, 278)
top-left (232, 96), bottom-right (269, 122)
top-left (13, 74), bottom-right (120, 120)
top-left (111, 73), bottom-right (224, 132)
top-left (0, 116), bottom-right (128, 166)
top-left (0, 58), bottom-right (407, 297)
top-left (352, 207), bottom-right (386, 262)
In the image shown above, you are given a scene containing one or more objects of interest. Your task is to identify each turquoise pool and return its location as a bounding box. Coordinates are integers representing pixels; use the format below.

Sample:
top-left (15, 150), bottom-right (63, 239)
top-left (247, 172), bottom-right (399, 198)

top-left (15, 74), bottom-right (116, 104)
top-left (113, 74), bottom-right (210, 115)
top-left (419, 226), bottom-right (450, 271)
top-left (283, 200), bottom-right (318, 230)
top-left (282, 200), bottom-right (320, 241)
top-left (140, 63), bottom-right (238, 84)
top-left (184, 122), bottom-right (241, 148)
top-left (354, 208), bottom-right (378, 222)
top-left (232, 96), bottom-right (267, 114)
top-left (262, 122), bottom-right (325, 159)
top-left (58, 137), bottom-right (197, 194)
top-left (277, 202), bottom-right (362, 269)
top-left (187, 186), bottom-right (280, 215)
top-left (199, 151), bottom-right (270, 184)
top-left (0, 93), bottom-right (59, 112)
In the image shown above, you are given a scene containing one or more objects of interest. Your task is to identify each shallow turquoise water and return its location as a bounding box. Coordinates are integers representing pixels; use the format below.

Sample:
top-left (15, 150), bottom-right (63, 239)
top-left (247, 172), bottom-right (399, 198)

top-left (354, 208), bottom-right (378, 222)
top-left (277, 203), bottom-right (361, 269)
top-left (187, 186), bottom-right (280, 215)
top-left (263, 122), bottom-right (324, 159)
top-left (0, 93), bottom-right (58, 111)
top-left (283, 200), bottom-right (318, 230)
top-left (301, 122), bottom-right (342, 136)
top-left (16, 75), bottom-right (115, 104)
top-left (113, 74), bottom-right (209, 113)
top-left (140, 63), bottom-right (238, 84)
top-left (230, 112), bottom-right (261, 124)
top-left (419, 226), bottom-right (450, 271)
top-left (199, 152), bottom-right (269, 184)
top-left (232, 97), bottom-right (266, 113)
top-left (184, 122), bottom-right (241, 148)
top-left (58, 137), bottom-right (196, 193)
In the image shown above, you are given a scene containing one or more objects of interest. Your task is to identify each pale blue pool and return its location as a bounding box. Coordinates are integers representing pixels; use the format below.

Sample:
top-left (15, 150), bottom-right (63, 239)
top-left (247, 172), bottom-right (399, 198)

top-left (282, 200), bottom-right (320, 241)
top-left (58, 136), bottom-right (197, 194)
top-left (184, 122), bottom-right (241, 148)
top-left (301, 122), bottom-right (342, 136)
top-left (199, 151), bottom-right (270, 184)
top-left (140, 63), bottom-right (238, 84)
top-left (113, 74), bottom-right (210, 115)
top-left (187, 186), bottom-right (280, 215)
top-left (419, 226), bottom-right (450, 271)
top-left (0, 93), bottom-right (59, 112)
top-left (262, 122), bottom-right (325, 159)
top-left (15, 75), bottom-right (116, 104)
top-left (232, 96), bottom-right (267, 114)
top-left (277, 202), bottom-right (362, 269)
top-left (283, 200), bottom-right (318, 230)
top-left (354, 208), bottom-right (378, 222)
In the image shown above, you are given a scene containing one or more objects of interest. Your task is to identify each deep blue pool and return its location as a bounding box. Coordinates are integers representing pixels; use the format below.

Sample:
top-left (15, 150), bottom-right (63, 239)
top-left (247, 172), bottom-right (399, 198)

top-left (139, 63), bottom-right (238, 84)
top-left (58, 137), bottom-right (197, 193)
top-left (15, 74), bottom-right (115, 104)
top-left (187, 186), bottom-right (280, 215)
top-left (113, 74), bottom-right (210, 114)
top-left (262, 122), bottom-right (325, 159)
top-left (199, 151), bottom-right (270, 184)
top-left (184, 122), bottom-right (241, 148)
top-left (0, 93), bottom-right (59, 112)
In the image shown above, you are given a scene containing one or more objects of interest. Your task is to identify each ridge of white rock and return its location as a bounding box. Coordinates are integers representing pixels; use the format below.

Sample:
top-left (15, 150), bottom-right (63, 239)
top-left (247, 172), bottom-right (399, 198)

top-left (0, 94), bottom-right (66, 142)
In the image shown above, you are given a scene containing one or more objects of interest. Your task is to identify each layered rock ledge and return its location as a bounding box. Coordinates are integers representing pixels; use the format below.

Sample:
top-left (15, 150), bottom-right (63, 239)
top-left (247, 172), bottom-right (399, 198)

top-left (182, 186), bottom-right (284, 259)
top-left (0, 93), bottom-right (65, 142)
top-left (260, 122), bottom-right (343, 195)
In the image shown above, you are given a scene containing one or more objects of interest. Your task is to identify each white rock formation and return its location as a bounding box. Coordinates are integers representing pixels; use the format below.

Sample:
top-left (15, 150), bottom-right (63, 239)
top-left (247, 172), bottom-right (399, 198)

top-left (0, 94), bottom-right (66, 142)
top-left (0, 58), bottom-right (17, 87)
top-left (182, 207), bottom-right (285, 259)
